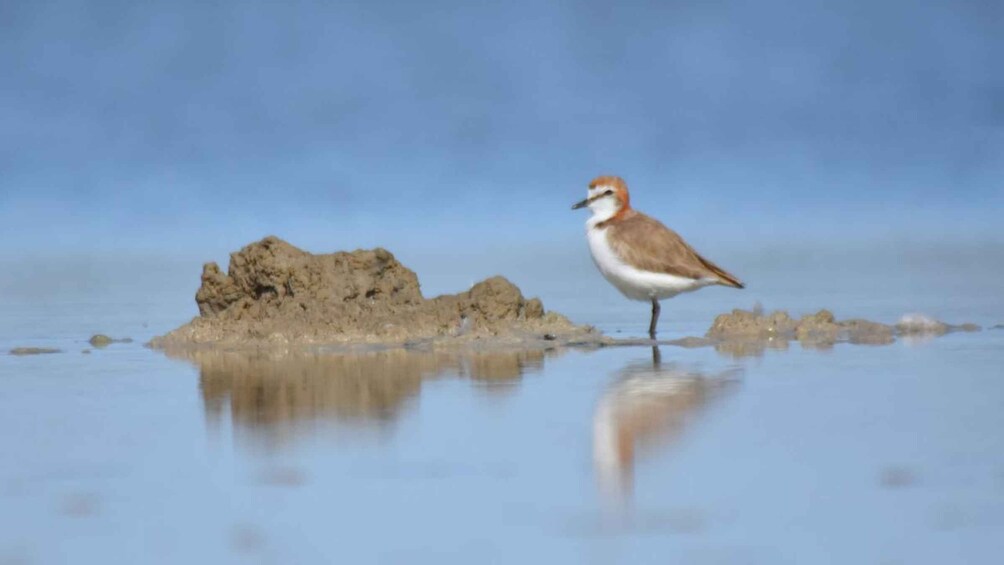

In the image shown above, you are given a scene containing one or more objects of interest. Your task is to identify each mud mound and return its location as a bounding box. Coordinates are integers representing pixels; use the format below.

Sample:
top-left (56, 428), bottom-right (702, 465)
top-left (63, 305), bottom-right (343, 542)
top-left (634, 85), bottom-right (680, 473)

top-left (151, 236), bottom-right (594, 348)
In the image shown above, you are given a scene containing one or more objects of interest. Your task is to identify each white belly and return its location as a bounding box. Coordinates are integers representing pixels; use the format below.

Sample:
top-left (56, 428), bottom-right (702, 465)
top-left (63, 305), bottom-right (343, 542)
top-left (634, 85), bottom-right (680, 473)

top-left (586, 227), bottom-right (715, 301)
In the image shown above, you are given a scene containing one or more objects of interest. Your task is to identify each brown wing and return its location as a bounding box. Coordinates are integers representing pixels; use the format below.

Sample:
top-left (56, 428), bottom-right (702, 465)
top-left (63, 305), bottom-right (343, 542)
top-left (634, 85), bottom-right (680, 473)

top-left (604, 211), bottom-right (744, 288)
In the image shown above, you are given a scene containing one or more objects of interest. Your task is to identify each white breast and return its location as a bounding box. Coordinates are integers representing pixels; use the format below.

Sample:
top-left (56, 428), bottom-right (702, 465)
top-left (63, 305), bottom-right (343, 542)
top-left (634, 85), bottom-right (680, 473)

top-left (586, 226), bottom-right (714, 301)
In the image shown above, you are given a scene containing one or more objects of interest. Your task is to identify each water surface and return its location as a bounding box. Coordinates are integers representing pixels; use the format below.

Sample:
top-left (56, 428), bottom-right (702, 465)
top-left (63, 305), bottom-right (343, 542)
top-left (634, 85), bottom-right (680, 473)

top-left (2, 250), bottom-right (1003, 564)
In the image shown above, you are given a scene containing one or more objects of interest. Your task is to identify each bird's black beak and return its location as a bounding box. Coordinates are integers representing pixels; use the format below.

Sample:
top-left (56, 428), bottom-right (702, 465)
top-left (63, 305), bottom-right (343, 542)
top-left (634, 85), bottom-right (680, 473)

top-left (571, 197), bottom-right (590, 210)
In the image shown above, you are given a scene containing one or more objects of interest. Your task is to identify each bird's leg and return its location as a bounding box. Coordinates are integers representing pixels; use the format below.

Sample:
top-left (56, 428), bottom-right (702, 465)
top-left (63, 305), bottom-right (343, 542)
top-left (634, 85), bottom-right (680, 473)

top-left (648, 298), bottom-right (661, 340)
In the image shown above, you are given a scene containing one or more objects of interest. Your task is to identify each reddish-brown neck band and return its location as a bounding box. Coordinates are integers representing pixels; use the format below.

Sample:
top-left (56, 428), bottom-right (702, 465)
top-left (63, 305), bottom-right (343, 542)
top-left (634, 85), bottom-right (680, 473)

top-left (596, 191), bottom-right (632, 229)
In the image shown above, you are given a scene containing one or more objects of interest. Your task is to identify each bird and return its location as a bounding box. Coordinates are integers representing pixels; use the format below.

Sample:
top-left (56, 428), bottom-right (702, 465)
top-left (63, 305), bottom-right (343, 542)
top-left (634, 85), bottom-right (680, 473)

top-left (572, 175), bottom-right (744, 340)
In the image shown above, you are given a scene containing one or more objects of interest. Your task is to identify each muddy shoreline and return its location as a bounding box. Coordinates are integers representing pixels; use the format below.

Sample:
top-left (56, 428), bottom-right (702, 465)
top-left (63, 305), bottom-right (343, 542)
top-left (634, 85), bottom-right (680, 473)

top-left (145, 237), bottom-right (981, 357)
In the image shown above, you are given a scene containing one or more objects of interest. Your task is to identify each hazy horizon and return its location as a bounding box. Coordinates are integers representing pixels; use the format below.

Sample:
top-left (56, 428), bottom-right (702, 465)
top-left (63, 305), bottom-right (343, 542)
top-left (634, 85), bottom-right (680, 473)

top-left (1, 0), bottom-right (1002, 258)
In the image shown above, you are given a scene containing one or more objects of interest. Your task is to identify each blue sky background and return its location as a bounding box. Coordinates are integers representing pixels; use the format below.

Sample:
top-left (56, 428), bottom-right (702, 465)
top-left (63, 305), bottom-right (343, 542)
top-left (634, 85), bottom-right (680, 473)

top-left (2, 0), bottom-right (1002, 262)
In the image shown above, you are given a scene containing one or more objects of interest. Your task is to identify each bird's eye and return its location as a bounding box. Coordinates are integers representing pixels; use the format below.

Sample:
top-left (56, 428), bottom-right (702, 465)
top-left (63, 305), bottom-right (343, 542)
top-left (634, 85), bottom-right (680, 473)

top-left (604, 190), bottom-right (614, 196)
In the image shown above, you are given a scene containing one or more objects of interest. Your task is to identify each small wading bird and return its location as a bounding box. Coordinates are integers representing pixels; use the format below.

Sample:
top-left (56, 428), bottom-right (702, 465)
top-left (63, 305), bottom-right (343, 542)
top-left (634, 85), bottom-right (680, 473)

top-left (572, 175), bottom-right (744, 339)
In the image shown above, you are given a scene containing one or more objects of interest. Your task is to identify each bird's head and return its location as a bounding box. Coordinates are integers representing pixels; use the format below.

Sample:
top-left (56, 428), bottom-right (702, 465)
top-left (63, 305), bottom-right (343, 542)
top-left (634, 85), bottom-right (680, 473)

top-left (572, 175), bottom-right (630, 222)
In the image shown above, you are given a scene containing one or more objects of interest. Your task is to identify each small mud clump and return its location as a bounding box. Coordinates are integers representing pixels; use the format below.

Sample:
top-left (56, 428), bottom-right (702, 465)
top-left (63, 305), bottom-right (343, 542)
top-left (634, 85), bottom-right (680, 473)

top-left (9, 347), bottom-right (61, 356)
top-left (152, 236), bottom-right (594, 349)
top-left (706, 309), bottom-right (798, 340)
top-left (896, 314), bottom-right (981, 335)
top-left (895, 314), bottom-right (949, 336)
top-left (88, 334), bottom-right (133, 347)
top-left (89, 334), bottom-right (113, 347)
top-left (841, 319), bottom-right (896, 345)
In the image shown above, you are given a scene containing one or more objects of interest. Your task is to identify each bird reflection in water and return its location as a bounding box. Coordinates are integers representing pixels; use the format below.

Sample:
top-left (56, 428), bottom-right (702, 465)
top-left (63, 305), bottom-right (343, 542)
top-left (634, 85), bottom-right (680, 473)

top-left (164, 347), bottom-right (552, 450)
top-left (593, 346), bottom-right (740, 504)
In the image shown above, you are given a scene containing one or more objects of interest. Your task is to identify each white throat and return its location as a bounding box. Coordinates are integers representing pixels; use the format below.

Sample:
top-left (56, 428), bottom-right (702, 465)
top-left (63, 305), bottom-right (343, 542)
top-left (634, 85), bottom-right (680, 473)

top-left (586, 196), bottom-right (621, 228)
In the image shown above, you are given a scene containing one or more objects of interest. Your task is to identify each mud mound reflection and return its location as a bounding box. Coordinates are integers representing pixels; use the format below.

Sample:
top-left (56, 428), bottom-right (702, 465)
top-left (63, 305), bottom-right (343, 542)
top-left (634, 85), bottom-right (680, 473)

top-left (165, 348), bottom-right (553, 449)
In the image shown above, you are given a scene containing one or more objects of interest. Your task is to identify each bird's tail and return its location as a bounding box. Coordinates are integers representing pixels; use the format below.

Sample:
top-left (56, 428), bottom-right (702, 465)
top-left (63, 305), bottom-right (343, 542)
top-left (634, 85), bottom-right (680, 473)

top-left (699, 256), bottom-right (745, 289)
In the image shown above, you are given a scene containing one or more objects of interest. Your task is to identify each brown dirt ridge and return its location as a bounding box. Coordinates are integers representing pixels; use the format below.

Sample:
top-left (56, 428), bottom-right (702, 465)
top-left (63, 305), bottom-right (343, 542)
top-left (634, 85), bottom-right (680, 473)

top-left (150, 236), bottom-right (596, 349)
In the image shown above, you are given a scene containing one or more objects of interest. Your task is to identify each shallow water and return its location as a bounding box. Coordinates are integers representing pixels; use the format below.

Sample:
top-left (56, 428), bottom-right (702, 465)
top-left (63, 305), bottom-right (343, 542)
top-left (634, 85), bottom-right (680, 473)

top-left (2, 250), bottom-right (1004, 564)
